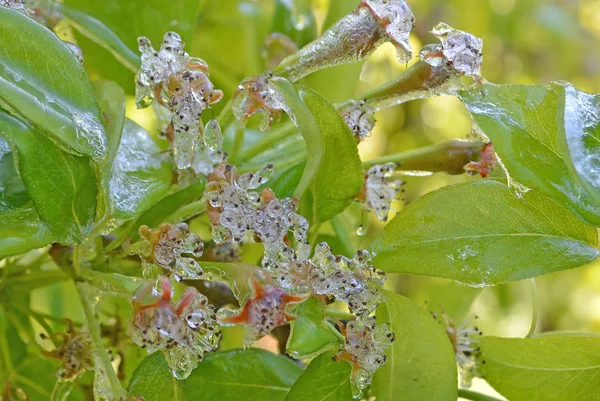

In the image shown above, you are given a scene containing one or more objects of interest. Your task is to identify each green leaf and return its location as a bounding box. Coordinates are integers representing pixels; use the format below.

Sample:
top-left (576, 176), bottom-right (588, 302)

top-left (0, 112), bottom-right (97, 243)
top-left (271, 0), bottom-right (317, 48)
top-left (269, 161), bottom-right (306, 199)
top-left (480, 335), bottom-right (600, 401)
top-left (0, 140), bottom-right (54, 258)
top-left (460, 82), bottom-right (600, 225)
top-left (373, 180), bottom-right (599, 286)
top-left (93, 81), bottom-right (126, 171)
top-left (287, 297), bottom-right (339, 359)
top-left (0, 8), bottom-right (107, 159)
top-left (286, 351), bottom-right (353, 401)
top-left (272, 79), bottom-right (363, 223)
top-left (108, 119), bottom-right (173, 220)
top-left (373, 290), bottom-right (457, 401)
top-left (129, 349), bottom-right (302, 401)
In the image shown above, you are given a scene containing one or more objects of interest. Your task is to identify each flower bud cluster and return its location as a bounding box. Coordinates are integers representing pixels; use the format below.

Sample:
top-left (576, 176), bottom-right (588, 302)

top-left (135, 32), bottom-right (223, 169)
top-left (232, 73), bottom-right (288, 131)
top-left (357, 163), bottom-right (404, 222)
top-left (41, 322), bottom-right (93, 381)
top-left (206, 163), bottom-right (310, 269)
top-left (130, 277), bottom-right (221, 379)
top-left (433, 312), bottom-right (483, 388)
top-left (137, 223), bottom-right (204, 281)
top-left (336, 317), bottom-right (395, 396)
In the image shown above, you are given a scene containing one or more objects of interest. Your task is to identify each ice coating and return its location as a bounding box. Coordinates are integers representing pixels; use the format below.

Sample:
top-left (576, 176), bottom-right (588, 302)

top-left (431, 22), bottom-right (483, 77)
top-left (361, 163), bottom-right (403, 222)
top-left (337, 317), bottom-right (395, 397)
top-left (0, 0), bottom-right (32, 15)
top-left (339, 100), bottom-right (376, 141)
top-left (65, 42), bottom-right (84, 64)
top-left (275, 0), bottom-right (414, 81)
top-left (138, 223), bottom-right (204, 281)
top-left (276, 244), bottom-right (386, 317)
top-left (135, 32), bottom-right (223, 169)
top-left (206, 163), bottom-right (309, 269)
top-left (203, 119), bottom-right (223, 150)
top-left (433, 312), bottom-right (483, 388)
top-left (217, 279), bottom-right (307, 345)
top-left (130, 278), bottom-right (221, 379)
top-left (232, 73), bottom-right (288, 131)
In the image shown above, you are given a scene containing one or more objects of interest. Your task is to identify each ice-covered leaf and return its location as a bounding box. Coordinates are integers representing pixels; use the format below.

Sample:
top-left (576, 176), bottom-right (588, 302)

top-left (286, 297), bottom-right (339, 359)
top-left (108, 120), bottom-right (173, 220)
top-left (480, 335), bottom-right (600, 401)
top-left (129, 349), bottom-right (302, 401)
top-left (272, 79), bottom-right (363, 223)
top-left (0, 112), bottom-right (97, 244)
top-left (0, 7), bottom-right (107, 159)
top-left (372, 291), bottom-right (457, 401)
top-left (374, 181), bottom-right (599, 286)
top-left (373, 181), bottom-right (599, 286)
top-left (460, 82), bottom-right (600, 226)
top-left (286, 351), bottom-right (353, 401)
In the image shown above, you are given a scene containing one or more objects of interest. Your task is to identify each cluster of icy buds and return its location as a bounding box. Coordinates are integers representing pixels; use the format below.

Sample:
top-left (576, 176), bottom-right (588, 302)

top-left (41, 321), bottom-right (93, 381)
top-left (130, 277), bottom-right (221, 379)
top-left (357, 163), bottom-right (404, 222)
top-left (135, 31), bottom-right (223, 169)
top-left (433, 312), bottom-right (483, 388)
top-left (232, 73), bottom-right (288, 131)
top-left (206, 163), bottom-right (310, 269)
top-left (426, 22), bottom-right (484, 78)
top-left (336, 317), bottom-right (395, 396)
top-left (339, 100), bottom-right (376, 141)
top-left (277, 244), bottom-right (386, 317)
top-left (218, 278), bottom-right (307, 345)
top-left (137, 223), bottom-right (204, 281)
top-left (464, 142), bottom-right (497, 178)
top-left (274, 0), bottom-right (415, 82)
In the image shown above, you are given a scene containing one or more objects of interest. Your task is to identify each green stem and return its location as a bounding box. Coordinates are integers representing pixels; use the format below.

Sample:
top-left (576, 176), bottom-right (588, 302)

top-left (77, 283), bottom-right (128, 400)
top-left (363, 139), bottom-right (484, 175)
top-left (324, 308), bottom-right (356, 321)
top-left (238, 151), bottom-right (305, 174)
top-left (527, 278), bottom-right (538, 338)
top-left (325, 320), bottom-right (345, 343)
top-left (457, 389), bottom-right (504, 401)
top-left (229, 124), bottom-right (246, 165)
top-left (241, 123), bottom-right (297, 162)
top-left (217, 98), bottom-right (234, 130)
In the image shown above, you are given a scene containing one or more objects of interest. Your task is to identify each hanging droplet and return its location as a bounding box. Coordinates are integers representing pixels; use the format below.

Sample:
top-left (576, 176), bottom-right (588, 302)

top-left (203, 119), bottom-right (223, 150)
top-left (356, 225), bottom-right (366, 236)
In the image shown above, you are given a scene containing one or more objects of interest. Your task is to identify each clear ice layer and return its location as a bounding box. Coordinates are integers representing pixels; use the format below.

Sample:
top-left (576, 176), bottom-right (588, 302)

top-left (431, 22), bottom-right (483, 77)
top-left (363, 163), bottom-right (403, 222)
top-left (232, 73), bottom-right (287, 131)
top-left (339, 100), bottom-right (376, 141)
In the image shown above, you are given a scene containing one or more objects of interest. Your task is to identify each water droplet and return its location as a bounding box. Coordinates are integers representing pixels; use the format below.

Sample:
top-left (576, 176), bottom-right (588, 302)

top-left (356, 225), bottom-right (366, 236)
top-left (203, 119), bottom-right (222, 150)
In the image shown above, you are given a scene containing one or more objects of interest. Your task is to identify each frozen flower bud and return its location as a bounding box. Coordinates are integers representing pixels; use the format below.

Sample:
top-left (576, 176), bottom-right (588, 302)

top-left (464, 142), bottom-right (497, 178)
top-left (41, 321), bottom-right (93, 381)
top-left (273, 0), bottom-right (414, 82)
top-left (130, 278), bottom-right (221, 379)
top-left (430, 22), bottom-right (483, 78)
top-left (357, 163), bottom-right (403, 222)
top-left (261, 33), bottom-right (299, 71)
top-left (432, 312), bottom-right (483, 388)
top-left (0, 0), bottom-right (32, 15)
top-left (232, 73), bottom-right (288, 131)
top-left (337, 317), bottom-right (395, 397)
top-left (218, 278), bottom-right (308, 345)
top-left (339, 100), bottom-right (376, 141)
top-left (138, 223), bottom-right (204, 281)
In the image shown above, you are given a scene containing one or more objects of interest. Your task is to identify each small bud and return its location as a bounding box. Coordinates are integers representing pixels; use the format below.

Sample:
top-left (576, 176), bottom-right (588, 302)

top-left (42, 321), bottom-right (94, 381)
top-left (430, 22), bottom-right (483, 78)
top-left (464, 142), bottom-right (497, 178)
top-left (232, 73), bottom-right (287, 131)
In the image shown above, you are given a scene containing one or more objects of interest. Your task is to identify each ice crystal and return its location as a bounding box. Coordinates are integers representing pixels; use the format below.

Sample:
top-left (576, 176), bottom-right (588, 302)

top-left (433, 312), bottom-right (483, 388)
top-left (337, 317), bottom-right (395, 397)
top-left (232, 73), bottom-right (288, 131)
top-left (135, 32), bottom-right (223, 169)
top-left (430, 22), bottom-right (483, 77)
top-left (130, 278), bottom-right (221, 379)
top-left (339, 100), bottom-right (376, 141)
top-left (217, 278), bottom-right (307, 345)
top-left (359, 163), bottom-right (403, 222)
top-left (138, 223), bottom-right (204, 281)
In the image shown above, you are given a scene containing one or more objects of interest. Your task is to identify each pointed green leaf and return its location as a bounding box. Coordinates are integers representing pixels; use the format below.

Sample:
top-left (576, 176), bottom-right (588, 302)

top-left (0, 112), bottom-right (97, 243)
top-left (127, 352), bottom-right (184, 401)
top-left (0, 7), bottom-right (107, 159)
top-left (460, 82), bottom-right (600, 225)
top-left (373, 180), bottom-right (599, 286)
top-left (272, 79), bottom-right (363, 223)
top-left (480, 335), bottom-right (600, 401)
top-left (287, 297), bottom-right (339, 359)
top-left (373, 291), bottom-right (457, 401)
top-left (286, 351), bottom-right (353, 401)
